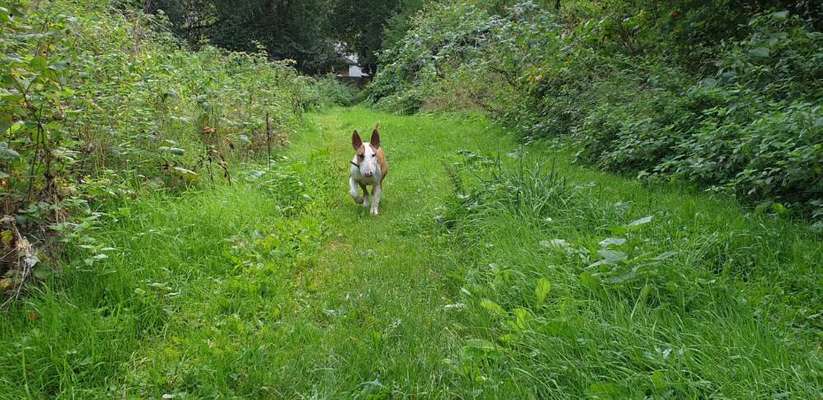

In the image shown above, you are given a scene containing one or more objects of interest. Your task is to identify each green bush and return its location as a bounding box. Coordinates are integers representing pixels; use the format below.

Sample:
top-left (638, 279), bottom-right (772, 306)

top-left (370, 1), bottom-right (823, 220)
top-left (575, 12), bottom-right (822, 215)
top-left (301, 74), bottom-right (359, 110)
top-left (367, 2), bottom-right (493, 113)
top-left (0, 0), bottom-right (309, 281)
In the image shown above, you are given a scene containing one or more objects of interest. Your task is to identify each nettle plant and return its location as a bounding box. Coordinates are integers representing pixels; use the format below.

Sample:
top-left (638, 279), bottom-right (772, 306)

top-left (1, 5), bottom-right (75, 218)
top-left (575, 10), bottom-right (823, 218)
top-left (0, 0), bottom-right (309, 298)
top-left (0, 2), bottom-right (81, 298)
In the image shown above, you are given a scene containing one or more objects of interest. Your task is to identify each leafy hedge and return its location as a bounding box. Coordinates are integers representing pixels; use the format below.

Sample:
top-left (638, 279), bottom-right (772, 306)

top-left (369, 1), bottom-right (823, 222)
top-left (0, 0), bottom-right (310, 291)
top-left (301, 74), bottom-right (359, 110)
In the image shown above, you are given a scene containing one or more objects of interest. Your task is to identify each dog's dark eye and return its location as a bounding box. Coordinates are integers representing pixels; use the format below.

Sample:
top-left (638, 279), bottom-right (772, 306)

top-left (358, 154), bottom-right (364, 160)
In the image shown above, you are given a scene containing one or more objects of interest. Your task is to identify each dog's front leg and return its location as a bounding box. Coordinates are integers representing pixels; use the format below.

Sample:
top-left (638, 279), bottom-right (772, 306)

top-left (349, 177), bottom-right (364, 204)
top-left (360, 183), bottom-right (370, 208)
top-left (370, 184), bottom-right (382, 216)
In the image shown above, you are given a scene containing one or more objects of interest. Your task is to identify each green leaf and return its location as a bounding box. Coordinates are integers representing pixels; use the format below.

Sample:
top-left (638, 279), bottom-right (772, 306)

top-left (464, 338), bottom-right (497, 352)
top-left (597, 249), bottom-right (627, 264)
top-left (7, 121), bottom-right (24, 135)
top-left (627, 215), bottom-right (653, 228)
top-left (33, 266), bottom-right (55, 281)
top-left (513, 307), bottom-right (531, 330)
top-left (606, 270), bottom-right (638, 284)
top-left (580, 271), bottom-right (601, 290)
top-left (159, 146), bottom-right (185, 156)
top-left (30, 56), bottom-right (48, 72)
top-left (599, 237), bottom-right (626, 247)
top-left (587, 382), bottom-right (624, 398)
top-left (0, 116), bottom-right (10, 135)
top-left (770, 10), bottom-right (789, 20)
top-left (0, 142), bottom-right (21, 161)
top-left (650, 370), bottom-right (667, 390)
top-left (479, 298), bottom-right (506, 316)
top-left (749, 47), bottom-right (770, 58)
top-left (172, 167), bottom-right (197, 176)
top-left (535, 278), bottom-right (551, 305)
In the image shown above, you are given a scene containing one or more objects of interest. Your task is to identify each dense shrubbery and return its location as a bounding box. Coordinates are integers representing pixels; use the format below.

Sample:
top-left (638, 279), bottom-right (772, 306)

top-left (370, 1), bottom-right (823, 221)
top-left (0, 0), bottom-right (309, 294)
top-left (302, 75), bottom-right (359, 110)
top-left (368, 3), bottom-right (493, 114)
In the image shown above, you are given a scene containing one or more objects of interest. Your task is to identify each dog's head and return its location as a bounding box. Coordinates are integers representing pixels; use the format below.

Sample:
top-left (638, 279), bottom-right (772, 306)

top-left (351, 125), bottom-right (381, 178)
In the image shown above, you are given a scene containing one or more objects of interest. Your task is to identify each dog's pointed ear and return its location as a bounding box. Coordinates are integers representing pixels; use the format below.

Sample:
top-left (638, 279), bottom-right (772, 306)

top-left (352, 130), bottom-right (363, 150)
top-left (370, 124), bottom-right (381, 149)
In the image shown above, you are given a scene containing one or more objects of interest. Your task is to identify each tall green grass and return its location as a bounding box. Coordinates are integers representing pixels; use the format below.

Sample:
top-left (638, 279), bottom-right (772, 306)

top-left (442, 141), bottom-right (822, 398)
top-left (0, 177), bottom-right (301, 397)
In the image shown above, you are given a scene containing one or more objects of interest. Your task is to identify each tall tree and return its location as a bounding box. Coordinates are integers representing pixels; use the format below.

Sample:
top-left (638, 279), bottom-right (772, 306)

top-left (149, 0), bottom-right (337, 73)
top-left (331, 0), bottom-right (421, 75)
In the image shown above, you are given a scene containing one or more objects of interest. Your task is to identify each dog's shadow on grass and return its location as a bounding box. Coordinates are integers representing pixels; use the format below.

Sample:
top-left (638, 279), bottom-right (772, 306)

top-left (342, 194), bottom-right (394, 220)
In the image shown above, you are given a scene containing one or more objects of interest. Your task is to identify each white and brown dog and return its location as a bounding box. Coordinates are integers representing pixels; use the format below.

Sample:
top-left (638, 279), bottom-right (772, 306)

top-left (349, 125), bottom-right (388, 215)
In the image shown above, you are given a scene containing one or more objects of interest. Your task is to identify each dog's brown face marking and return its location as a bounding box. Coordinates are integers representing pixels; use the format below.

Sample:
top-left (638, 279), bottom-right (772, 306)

top-left (355, 144), bottom-right (379, 168)
top-left (356, 144), bottom-right (365, 163)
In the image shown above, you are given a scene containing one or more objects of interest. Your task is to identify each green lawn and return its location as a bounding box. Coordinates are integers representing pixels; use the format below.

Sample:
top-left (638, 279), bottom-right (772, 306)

top-left (0, 107), bottom-right (820, 398)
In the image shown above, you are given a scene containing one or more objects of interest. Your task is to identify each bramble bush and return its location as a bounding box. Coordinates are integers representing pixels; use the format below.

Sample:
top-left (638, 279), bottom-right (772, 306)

top-left (369, 1), bottom-right (823, 221)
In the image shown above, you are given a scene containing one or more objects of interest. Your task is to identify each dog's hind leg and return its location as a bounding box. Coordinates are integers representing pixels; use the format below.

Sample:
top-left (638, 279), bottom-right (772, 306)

top-left (349, 177), bottom-right (364, 204)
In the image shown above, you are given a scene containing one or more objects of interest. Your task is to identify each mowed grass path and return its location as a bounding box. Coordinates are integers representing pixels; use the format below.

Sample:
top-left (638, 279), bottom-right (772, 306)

top-left (1, 107), bottom-right (819, 398)
top-left (0, 107), bottom-right (508, 398)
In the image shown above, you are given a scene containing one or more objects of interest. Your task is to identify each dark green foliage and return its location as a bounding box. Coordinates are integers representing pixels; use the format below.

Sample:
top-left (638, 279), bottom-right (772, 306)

top-left (143, 0), bottom-right (337, 73)
top-left (367, 2), bottom-right (495, 113)
top-left (573, 11), bottom-right (822, 216)
top-left (330, 0), bottom-right (423, 74)
top-left (139, 0), bottom-right (425, 74)
top-left (381, 0), bottom-right (426, 55)
top-left (370, 1), bottom-right (823, 221)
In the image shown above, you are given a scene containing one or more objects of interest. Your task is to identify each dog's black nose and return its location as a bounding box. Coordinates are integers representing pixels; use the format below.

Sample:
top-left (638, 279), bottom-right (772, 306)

top-left (364, 172), bottom-right (373, 177)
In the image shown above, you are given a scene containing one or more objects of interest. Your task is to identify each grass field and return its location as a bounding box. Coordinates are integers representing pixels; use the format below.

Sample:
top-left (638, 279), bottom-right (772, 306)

top-left (0, 107), bottom-right (820, 398)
